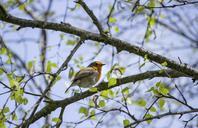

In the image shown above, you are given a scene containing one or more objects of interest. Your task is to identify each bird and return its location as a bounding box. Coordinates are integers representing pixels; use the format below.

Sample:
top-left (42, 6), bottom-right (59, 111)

top-left (65, 61), bottom-right (105, 93)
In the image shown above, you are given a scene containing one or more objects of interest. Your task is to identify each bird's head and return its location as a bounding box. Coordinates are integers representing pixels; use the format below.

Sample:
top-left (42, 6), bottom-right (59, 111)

top-left (88, 61), bottom-right (105, 70)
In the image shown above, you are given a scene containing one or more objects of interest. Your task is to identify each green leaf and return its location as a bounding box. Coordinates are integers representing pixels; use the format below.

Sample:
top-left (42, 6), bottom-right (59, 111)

top-left (0, 68), bottom-right (4, 75)
top-left (89, 100), bottom-right (95, 107)
top-left (114, 26), bottom-right (119, 32)
top-left (159, 86), bottom-right (169, 95)
top-left (150, 106), bottom-right (156, 112)
top-left (76, 3), bottom-right (81, 9)
top-left (68, 67), bottom-right (74, 79)
top-left (123, 119), bottom-right (130, 127)
top-left (145, 113), bottom-right (153, 124)
top-left (153, 89), bottom-right (160, 96)
top-left (144, 54), bottom-right (149, 60)
top-left (146, 87), bottom-right (155, 92)
top-left (115, 66), bottom-right (126, 75)
top-left (9, 76), bottom-right (19, 88)
top-left (50, 62), bottom-right (57, 67)
top-left (6, 57), bottom-right (12, 64)
top-left (108, 89), bottom-right (115, 97)
top-left (54, 76), bottom-right (61, 84)
top-left (0, 47), bottom-right (7, 54)
top-left (156, 81), bottom-right (161, 87)
top-left (106, 71), bottom-right (111, 80)
top-left (16, 75), bottom-right (25, 82)
top-left (100, 90), bottom-right (109, 98)
top-left (122, 87), bottom-right (129, 95)
top-left (107, 64), bottom-right (120, 80)
top-left (145, 28), bottom-right (152, 42)
top-left (108, 78), bottom-right (117, 87)
top-left (158, 99), bottom-right (165, 110)
top-left (90, 110), bottom-right (96, 120)
top-left (79, 107), bottom-right (88, 116)
top-left (46, 61), bottom-right (57, 72)
top-left (149, 17), bottom-right (156, 27)
top-left (161, 61), bottom-right (168, 67)
top-left (0, 122), bottom-right (6, 128)
top-left (9, 86), bottom-right (29, 105)
top-left (119, 67), bottom-right (126, 74)
top-left (52, 117), bottom-right (61, 123)
top-left (66, 40), bottom-right (76, 45)
top-left (3, 107), bottom-right (10, 113)
top-left (136, 99), bottom-right (147, 107)
top-left (15, 95), bottom-right (23, 104)
top-left (99, 100), bottom-right (106, 108)
top-left (148, 0), bottom-right (155, 7)
top-left (27, 60), bottom-right (35, 71)
top-left (155, 81), bottom-right (169, 95)
top-left (100, 89), bottom-right (114, 98)
top-left (126, 98), bottom-right (132, 105)
top-left (19, 4), bottom-right (25, 10)
top-left (109, 17), bottom-right (117, 23)
top-left (23, 98), bottom-right (28, 105)
top-left (89, 87), bottom-right (98, 92)
top-left (12, 113), bottom-right (18, 121)
top-left (135, 6), bottom-right (144, 14)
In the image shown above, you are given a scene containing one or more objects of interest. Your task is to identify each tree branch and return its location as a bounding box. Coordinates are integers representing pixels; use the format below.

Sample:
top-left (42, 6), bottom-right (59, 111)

top-left (0, 4), bottom-right (198, 79)
top-left (19, 39), bottom-right (84, 128)
top-left (76, 0), bottom-right (105, 35)
top-left (20, 69), bottom-right (189, 126)
top-left (125, 109), bottom-right (198, 128)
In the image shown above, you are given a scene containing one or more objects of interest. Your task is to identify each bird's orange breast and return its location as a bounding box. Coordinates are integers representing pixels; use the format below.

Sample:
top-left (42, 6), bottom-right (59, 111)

top-left (96, 66), bottom-right (102, 81)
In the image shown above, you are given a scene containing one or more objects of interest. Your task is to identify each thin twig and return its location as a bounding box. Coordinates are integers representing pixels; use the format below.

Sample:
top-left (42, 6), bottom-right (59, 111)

top-left (76, 0), bottom-right (105, 36)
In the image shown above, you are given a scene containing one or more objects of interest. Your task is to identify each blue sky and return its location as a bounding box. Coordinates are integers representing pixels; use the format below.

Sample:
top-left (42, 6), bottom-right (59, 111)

top-left (0, 0), bottom-right (198, 128)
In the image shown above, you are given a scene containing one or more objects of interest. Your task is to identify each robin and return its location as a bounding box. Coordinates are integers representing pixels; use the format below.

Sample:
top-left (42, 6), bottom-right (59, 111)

top-left (65, 61), bottom-right (105, 93)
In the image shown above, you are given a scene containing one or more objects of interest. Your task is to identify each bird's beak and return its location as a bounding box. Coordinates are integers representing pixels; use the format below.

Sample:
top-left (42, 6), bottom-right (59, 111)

top-left (101, 63), bottom-right (105, 66)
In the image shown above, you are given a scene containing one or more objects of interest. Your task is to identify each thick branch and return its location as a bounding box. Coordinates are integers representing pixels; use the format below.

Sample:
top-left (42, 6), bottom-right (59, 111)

top-left (0, 5), bottom-right (198, 79)
top-left (21, 70), bottom-right (189, 126)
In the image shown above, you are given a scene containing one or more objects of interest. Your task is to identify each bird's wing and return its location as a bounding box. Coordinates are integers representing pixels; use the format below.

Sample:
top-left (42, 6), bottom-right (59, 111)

top-left (72, 67), bottom-right (97, 82)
